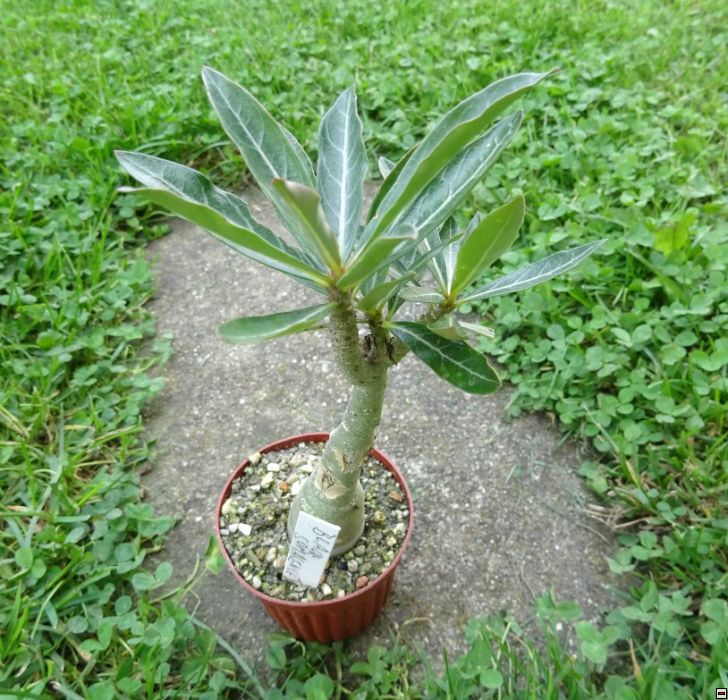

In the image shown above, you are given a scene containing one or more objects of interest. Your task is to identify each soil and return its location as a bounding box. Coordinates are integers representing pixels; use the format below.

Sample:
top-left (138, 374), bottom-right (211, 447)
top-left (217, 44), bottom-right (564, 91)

top-left (218, 439), bottom-right (409, 601)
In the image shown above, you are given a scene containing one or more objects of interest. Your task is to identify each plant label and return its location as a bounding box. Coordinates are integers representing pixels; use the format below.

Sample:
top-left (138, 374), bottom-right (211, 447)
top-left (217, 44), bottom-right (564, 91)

top-left (282, 511), bottom-right (341, 588)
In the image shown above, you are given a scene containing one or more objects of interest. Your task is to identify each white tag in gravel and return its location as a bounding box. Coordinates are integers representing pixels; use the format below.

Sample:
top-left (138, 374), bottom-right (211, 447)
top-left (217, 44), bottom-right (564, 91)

top-left (282, 511), bottom-right (340, 588)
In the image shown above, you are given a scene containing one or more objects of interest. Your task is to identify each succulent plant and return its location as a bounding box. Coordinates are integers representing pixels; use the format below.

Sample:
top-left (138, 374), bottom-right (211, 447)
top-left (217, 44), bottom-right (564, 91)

top-left (116, 66), bottom-right (604, 554)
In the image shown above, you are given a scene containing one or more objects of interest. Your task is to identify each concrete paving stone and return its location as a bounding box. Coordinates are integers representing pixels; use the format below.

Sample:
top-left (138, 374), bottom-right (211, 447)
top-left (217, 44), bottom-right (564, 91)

top-left (138, 185), bottom-right (623, 683)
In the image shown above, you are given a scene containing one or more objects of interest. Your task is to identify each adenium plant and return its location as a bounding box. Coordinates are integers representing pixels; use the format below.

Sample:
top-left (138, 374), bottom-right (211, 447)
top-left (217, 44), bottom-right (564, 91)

top-left (116, 66), bottom-right (604, 555)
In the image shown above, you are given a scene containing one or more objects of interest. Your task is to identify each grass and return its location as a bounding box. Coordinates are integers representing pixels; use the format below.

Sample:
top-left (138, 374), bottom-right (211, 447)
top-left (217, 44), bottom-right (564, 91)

top-left (1, 0), bottom-right (725, 697)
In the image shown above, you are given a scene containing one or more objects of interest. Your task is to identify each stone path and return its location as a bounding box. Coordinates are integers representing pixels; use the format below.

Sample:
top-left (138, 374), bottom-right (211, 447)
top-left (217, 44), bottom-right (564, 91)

top-left (139, 185), bottom-right (622, 681)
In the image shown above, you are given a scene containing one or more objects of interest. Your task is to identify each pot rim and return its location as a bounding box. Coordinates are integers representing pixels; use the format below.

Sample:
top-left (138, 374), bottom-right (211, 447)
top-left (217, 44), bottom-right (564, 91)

top-left (214, 431), bottom-right (414, 609)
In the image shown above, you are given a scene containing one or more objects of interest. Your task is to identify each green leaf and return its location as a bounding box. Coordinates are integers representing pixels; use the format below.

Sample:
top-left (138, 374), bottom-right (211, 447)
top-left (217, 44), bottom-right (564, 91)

top-left (357, 274), bottom-right (415, 314)
top-left (575, 621), bottom-right (601, 643)
top-left (68, 616), bottom-right (88, 634)
top-left (701, 598), bottom-right (727, 623)
top-left (398, 287), bottom-right (445, 304)
top-left (391, 227), bottom-right (466, 281)
top-left (131, 571), bottom-right (156, 590)
top-left (371, 70), bottom-right (552, 236)
top-left (366, 144), bottom-right (417, 224)
top-left (155, 561), bottom-right (173, 585)
top-left (437, 216), bottom-right (461, 292)
top-left (479, 669), bottom-right (503, 689)
top-left (304, 674), bottom-right (334, 700)
top-left (115, 151), bottom-right (328, 291)
top-left (317, 87), bottom-right (367, 261)
top-left (581, 640), bottom-right (608, 665)
top-left (458, 320), bottom-right (495, 338)
top-left (201, 66), bottom-right (320, 256)
top-left (421, 218), bottom-right (455, 292)
top-left (451, 193), bottom-right (525, 295)
top-left (378, 156), bottom-right (395, 178)
top-left (272, 179), bottom-right (341, 272)
top-left (337, 232), bottom-right (416, 290)
top-left (205, 535), bottom-right (226, 575)
top-left (218, 303), bottom-right (334, 344)
top-left (460, 240), bottom-right (605, 303)
top-left (427, 315), bottom-right (468, 340)
top-left (15, 546), bottom-right (33, 570)
top-left (391, 112), bottom-right (523, 241)
top-left (388, 321), bottom-right (500, 394)
top-left (653, 211), bottom-right (694, 254)
top-left (265, 643), bottom-right (287, 670)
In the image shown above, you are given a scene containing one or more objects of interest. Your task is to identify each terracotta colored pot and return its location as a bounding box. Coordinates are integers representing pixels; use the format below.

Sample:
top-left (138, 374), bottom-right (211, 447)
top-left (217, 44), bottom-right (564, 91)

top-left (214, 432), bottom-right (414, 643)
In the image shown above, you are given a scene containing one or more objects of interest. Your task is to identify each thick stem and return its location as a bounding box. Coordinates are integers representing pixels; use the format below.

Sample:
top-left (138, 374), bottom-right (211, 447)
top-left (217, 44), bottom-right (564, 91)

top-left (286, 296), bottom-right (445, 554)
top-left (287, 296), bottom-right (389, 554)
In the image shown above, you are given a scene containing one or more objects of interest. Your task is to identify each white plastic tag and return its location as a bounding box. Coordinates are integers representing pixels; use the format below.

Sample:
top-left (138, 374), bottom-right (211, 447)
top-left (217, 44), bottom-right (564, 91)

top-left (282, 511), bottom-right (340, 588)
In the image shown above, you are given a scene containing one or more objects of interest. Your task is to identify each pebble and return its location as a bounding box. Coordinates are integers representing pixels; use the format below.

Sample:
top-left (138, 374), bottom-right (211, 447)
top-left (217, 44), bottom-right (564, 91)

top-left (221, 442), bottom-right (408, 603)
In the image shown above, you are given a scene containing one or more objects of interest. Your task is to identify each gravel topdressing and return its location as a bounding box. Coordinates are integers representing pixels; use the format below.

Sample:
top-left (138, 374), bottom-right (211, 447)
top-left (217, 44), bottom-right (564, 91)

top-left (218, 440), bottom-right (410, 602)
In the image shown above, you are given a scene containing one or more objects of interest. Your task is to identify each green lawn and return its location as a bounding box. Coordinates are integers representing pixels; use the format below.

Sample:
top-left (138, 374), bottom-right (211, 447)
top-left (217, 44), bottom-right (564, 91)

top-left (1, 0), bottom-right (725, 697)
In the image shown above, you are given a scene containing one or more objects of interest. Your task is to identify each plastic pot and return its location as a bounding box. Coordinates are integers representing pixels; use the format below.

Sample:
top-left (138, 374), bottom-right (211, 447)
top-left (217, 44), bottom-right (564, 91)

top-left (214, 432), bottom-right (414, 643)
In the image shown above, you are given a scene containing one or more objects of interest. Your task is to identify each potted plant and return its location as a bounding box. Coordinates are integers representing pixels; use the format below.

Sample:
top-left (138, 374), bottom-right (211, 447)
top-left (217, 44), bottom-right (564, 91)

top-left (115, 66), bottom-right (604, 642)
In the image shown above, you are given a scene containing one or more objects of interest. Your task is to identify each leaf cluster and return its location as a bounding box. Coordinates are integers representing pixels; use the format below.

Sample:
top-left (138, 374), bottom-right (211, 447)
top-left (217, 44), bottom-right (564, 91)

top-left (117, 68), bottom-right (605, 394)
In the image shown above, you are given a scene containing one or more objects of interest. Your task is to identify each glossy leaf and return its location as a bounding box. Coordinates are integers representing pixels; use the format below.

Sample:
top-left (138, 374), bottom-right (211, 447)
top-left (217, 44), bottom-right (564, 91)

top-left (201, 66), bottom-right (320, 258)
top-left (316, 87), bottom-right (367, 261)
top-left (427, 315), bottom-right (468, 340)
top-left (422, 216), bottom-right (458, 293)
top-left (358, 265), bottom-right (388, 296)
top-left (337, 232), bottom-right (416, 290)
top-left (357, 274), bottom-right (415, 314)
top-left (398, 287), bottom-right (445, 304)
top-left (272, 178), bottom-right (341, 271)
top-left (218, 303), bottom-right (334, 344)
top-left (115, 151), bottom-right (328, 288)
top-left (451, 193), bottom-right (525, 296)
top-left (370, 70), bottom-right (551, 236)
top-left (390, 229), bottom-right (466, 287)
top-left (392, 112), bottom-right (523, 241)
top-left (366, 144), bottom-right (417, 224)
top-left (388, 321), bottom-right (500, 394)
top-left (458, 320), bottom-right (496, 338)
top-left (378, 156), bottom-right (395, 178)
top-left (459, 240), bottom-right (606, 303)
